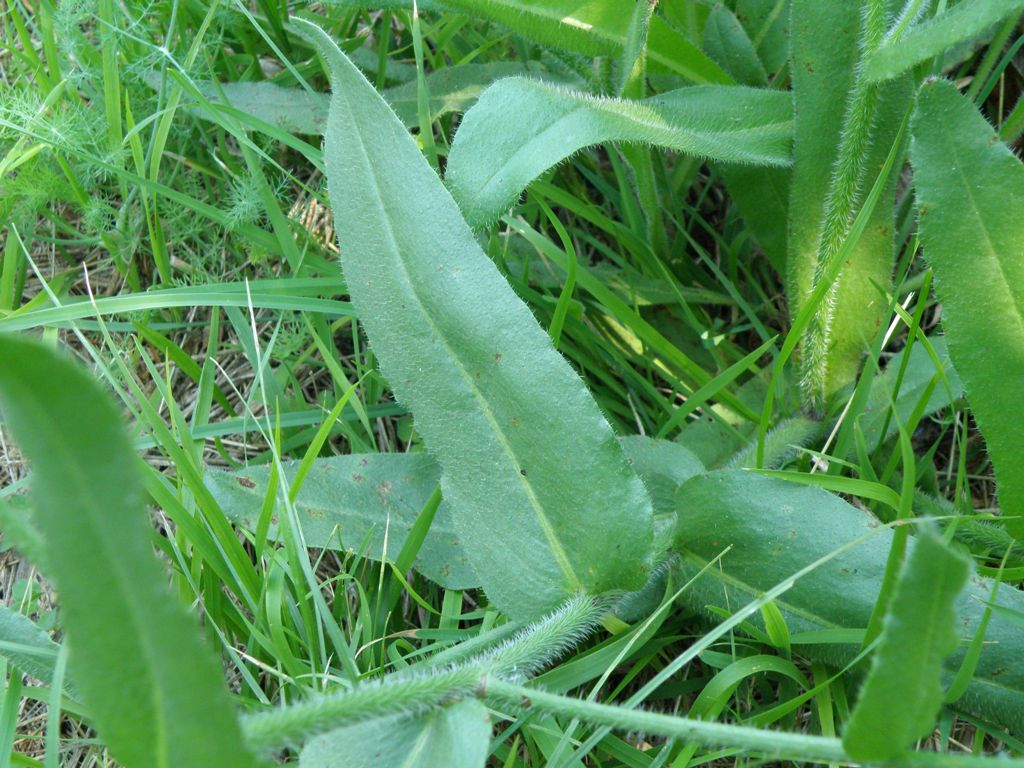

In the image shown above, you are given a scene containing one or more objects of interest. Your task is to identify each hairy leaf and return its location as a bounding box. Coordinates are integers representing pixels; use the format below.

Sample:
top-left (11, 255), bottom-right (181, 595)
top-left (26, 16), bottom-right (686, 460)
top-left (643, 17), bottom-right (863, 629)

top-left (865, 0), bottom-right (1024, 82)
top-left (301, 21), bottom-right (654, 621)
top-left (911, 79), bottom-right (1024, 542)
top-left (447, 78), bottom-right (793, 227)
top-left (299, 699), bottom-right (490, 768)
top-left (674, 471), bottom-right (1024, 737)
top-left (0, 335), bottom-right (257, 768)
top-left (843, 531), bottom-right (970, 760)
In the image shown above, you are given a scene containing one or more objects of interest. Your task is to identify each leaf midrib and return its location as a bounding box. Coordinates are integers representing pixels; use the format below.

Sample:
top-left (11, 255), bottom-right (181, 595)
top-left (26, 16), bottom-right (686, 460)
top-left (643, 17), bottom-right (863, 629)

top-left (331, 66), bottom-right (582, 594)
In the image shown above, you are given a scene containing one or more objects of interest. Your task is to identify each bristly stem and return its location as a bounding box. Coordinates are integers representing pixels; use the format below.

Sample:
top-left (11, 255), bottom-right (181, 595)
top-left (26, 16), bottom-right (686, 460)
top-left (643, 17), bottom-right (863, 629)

top-left (798, 0), bottom-right (889, 412)
top-left (241, 596), bottom-right (605, 751)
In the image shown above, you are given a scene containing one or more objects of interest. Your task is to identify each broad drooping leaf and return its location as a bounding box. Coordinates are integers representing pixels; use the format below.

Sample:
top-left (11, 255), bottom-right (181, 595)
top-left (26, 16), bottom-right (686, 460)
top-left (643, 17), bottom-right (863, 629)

top-left (0, 335), bottom-right (258, 768)
top-left (843, 530), bottom-right (970, 761)
top-left (143, 62), bottom-right (578, 135)
top-left (424, 0), bottom-right (731, 84)
top-left (865, 0), bottom-right (1024, 83)
top-left (205, 437), bottom-right (698, 591)
top-left (787, 0), bottom-right (912, 402)
top-left (446, 78), bottom-right (793, 227)
top-left (911, 79), bottom-right (1024, 543)
top-left (300, 21), bottom-right (654, 621)
top-left (674, 471), bottom-right (1024, 737)
top-left (299, 699), bottom-right (490, 768)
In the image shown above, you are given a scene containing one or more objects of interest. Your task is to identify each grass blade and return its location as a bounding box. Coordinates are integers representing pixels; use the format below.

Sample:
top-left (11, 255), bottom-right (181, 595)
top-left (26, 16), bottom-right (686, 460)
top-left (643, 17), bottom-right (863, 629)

top-left (0, 335), bottom-right (258, 768)
top-left (842, 530), bottom-right (971, 760)
top-left (910, 79), bottom-right (1024, 542)
top-left (447, 79), bottom-right (793, 227)
top-left (300, 20), bottom-right (654, 621)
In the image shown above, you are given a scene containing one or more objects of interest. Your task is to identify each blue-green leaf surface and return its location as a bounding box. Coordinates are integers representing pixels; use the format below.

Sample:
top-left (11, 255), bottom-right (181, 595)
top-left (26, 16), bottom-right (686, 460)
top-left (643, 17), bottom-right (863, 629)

top-left (301, 21), bottom-right (654, 621)
top-left (0, 335), bottom-right (258, 768)
top-left (446, 78), bottom-right (793, 227)
top-left (911, 79), bottom-right (1024, 542)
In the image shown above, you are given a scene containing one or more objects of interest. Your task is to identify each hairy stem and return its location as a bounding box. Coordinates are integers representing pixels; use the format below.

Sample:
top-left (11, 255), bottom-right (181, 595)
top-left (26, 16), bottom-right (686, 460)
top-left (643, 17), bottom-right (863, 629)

top-left (242, 596), bottom-right (605, 751)
top-left (799, 0), bottom-right (889, 410)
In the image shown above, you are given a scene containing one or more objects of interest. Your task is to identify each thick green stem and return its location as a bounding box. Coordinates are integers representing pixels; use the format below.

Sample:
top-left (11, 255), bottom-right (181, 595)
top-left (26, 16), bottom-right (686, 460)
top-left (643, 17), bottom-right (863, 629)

top-left (484, 677), bottom-right (848, 762)
top-left (242, 666), bottom-right (484, 751)
top-left (241, 596), bottom-right (604, 751)
top-left (482, 678), bottom-right (1024, 767)
top-left (799, 0), bottom-right (889, 410)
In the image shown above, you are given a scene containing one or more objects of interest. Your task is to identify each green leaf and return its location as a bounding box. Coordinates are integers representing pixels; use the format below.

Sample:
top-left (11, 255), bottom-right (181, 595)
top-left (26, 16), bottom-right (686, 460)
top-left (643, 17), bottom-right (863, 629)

top-left (0, 604), bottom-right (62, 689)
top-left (734, 0), bottom-right (790, 77)
top-left (718, 164), bottom-right (790, 275)
top-left (205, 437), bottom-right (696, 590)
top-left (298, 699), bottom-right (491, 768)
top-left (143, 62), bottom-right (578, 134)
top-left (446, 78), bottom-right (793, 227)
top-left (842, 531), bottom-right (970, 760)
top-left (673, 470), bottom-right (1024, 737)
top-left (859, 335), bottom-right (964, 451)
top-left (0, 335), bottom-right (258, 768)
top-left (301, 21), bottom-right (654, 621)
top-left (787, 0), bottom-right (912, 402)
top-left (865, 0), bottom-right (1024, 82)
top-left (703, 5), bottom-right (768, 86)
top-left (911, 79), bottom-right (1024, 542)
top-left (434, 0), bottom-right (732, 84)
top-left (206, 453), bottom-right (478, 589)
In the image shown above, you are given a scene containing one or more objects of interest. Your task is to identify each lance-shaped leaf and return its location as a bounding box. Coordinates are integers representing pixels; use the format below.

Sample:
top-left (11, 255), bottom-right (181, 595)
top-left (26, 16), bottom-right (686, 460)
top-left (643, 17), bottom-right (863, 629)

top-left (0, 335), bottom-right (258, 768)
top-left (842, 530), bottom-right (970, 761)
top-left (299, 699), bottom-right (490, 768)
top-left (865, 0), bottom-right (1024, 83)
top-left (446, 78), bottom-right (793, 227)
top-left (674, 471), bottom-right (1024, 737)
top-left (911, 79), bottom-right (1024, 542)
top-left (300, 21), bottom-right (654, 621)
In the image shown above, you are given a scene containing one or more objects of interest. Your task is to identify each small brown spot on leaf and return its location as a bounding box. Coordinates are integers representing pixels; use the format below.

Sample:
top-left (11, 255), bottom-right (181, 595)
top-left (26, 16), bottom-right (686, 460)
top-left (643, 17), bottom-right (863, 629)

top-left (352, 473), bottom-right (365, 483)
top-left (511, 418), bottom-right (521, 427)
top-left (237, 476), bottom-right (256, 489)
top-left (494, 353), bottom-right (502, 364)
